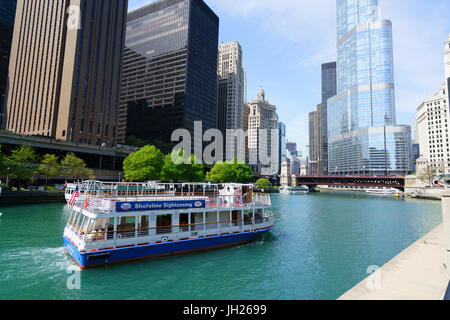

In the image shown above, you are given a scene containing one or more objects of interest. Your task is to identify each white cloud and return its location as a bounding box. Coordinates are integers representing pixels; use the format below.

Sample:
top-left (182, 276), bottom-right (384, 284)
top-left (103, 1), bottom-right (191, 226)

top-left (211, 0), bottom-right (337, 66)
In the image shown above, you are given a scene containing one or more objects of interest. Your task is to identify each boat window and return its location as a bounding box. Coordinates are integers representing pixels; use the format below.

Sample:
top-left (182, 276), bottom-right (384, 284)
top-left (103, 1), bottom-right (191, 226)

top-left (179, 213), bottom-right (189, 232)
top-left (244, 210), bottom-right (253, 225)
top-left (138, 216), bottom-right (149, 236)
top-left (205, 212), bottom-right (217, 230)
top-left (255, 209), bottom-right (263, 223)
top-left (80, 217), bottom-right (91, 233)
top-left (191, 212), bottom-right (204, 231)
top-left (156, 214), bottom-right (172, 235)
top-left (232, 210), bottom-right (239, 227)
top-left (107, 218), bottom-right (115, 231)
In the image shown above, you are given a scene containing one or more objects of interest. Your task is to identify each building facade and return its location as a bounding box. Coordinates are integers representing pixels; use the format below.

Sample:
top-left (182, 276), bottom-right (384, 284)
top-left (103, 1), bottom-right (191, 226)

top-left (445, 34), bottom-right (450, 117)
top-left (327, 0), bottom-right (412, 175)
top-left (278, 122), bottom-right (286, 175)
top-left (118, 0), bottom-right (219, 149)
top-left (320, 62), bottom-right (337, 174)
top-left (0, 0), bottom-right (17, 128)
top-left (309, 104), bottom-right (325, 175)
top-left (217, 41), bottom-right (246, 160)
top-left (286, 142), bottom-right (297, 155)
top-left (6, 0), bottom-right (127, 147)
top-left (247, 88), bottom-right (279, 176)
top-left (415, 83), bottom-right (450, 174)
top-left (413, 35), bottom-right (450, 175)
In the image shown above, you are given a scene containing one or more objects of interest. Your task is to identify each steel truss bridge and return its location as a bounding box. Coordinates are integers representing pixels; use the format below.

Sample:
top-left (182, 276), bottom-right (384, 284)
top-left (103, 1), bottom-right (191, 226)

top-left (295, 175), bottom-right (406, 191)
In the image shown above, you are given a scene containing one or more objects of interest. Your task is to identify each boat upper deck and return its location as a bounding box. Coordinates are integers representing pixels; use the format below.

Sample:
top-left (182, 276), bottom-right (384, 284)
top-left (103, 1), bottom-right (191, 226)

top-left (71, 181), bottom-right (271, 215)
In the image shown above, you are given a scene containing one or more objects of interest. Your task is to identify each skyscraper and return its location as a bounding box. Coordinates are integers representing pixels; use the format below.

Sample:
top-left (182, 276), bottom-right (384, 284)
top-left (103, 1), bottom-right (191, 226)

top-left (320, 62), bottom-right (337, 174)
top-left (309, 104), bottom-right (324, 175)
top-left (247, 88), bottom-right (279, 176)
top-left (217, 41), bottom-right (246, 160)
top-left (278, 122), bottom-right (286, 175)
top-left (286, 142), bottom-right (297, 155)
top-left (118, 0), bottom-right (219, 150)
top-left (0, 0), bottom-right (17, 128)
top-left (327, 0), bottom-right (412, 175)
top-left (6, 0), bottom-right (128, 147)
top-left (445, 34), bottom-right (450, 107)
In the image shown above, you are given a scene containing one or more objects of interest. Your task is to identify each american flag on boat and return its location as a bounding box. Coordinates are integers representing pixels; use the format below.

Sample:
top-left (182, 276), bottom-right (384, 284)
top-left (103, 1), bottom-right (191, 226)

top-left (67, 185), bottom-right (79, 209)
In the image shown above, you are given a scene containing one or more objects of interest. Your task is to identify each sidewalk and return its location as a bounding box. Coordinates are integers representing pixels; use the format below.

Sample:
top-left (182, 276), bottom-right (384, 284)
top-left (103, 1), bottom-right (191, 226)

top-left (339, 224), bottom-right (449, 300)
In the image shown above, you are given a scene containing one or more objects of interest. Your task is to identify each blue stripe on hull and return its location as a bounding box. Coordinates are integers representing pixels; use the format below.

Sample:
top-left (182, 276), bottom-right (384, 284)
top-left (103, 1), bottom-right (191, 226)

top-left (63, 229), bottom-right (271, 269)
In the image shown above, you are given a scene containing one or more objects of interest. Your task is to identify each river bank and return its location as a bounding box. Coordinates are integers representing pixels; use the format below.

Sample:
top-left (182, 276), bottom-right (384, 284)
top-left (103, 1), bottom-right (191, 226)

top-left (0, 189), bottom-right (65, 206)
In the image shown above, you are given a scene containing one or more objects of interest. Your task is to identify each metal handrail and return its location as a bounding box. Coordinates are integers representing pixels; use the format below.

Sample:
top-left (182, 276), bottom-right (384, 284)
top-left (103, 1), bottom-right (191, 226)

top-left (66, 215), bottom-right (275, 241)
top-left (72, 193), bottom-right (271, 214)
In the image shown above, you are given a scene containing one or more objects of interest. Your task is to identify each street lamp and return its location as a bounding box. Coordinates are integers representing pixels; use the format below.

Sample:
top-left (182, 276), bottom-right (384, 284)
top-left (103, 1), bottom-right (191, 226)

top-left (118, 172), bottom-right (122, 183)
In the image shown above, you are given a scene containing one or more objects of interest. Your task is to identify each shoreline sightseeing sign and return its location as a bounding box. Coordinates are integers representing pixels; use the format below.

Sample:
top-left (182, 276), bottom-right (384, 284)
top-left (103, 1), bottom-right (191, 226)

top-left (116, 199), bottom-right (207, 212)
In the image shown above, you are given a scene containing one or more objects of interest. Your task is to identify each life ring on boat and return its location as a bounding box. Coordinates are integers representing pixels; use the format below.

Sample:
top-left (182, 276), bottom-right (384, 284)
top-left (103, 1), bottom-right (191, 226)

top-left (84, 198), bottom-right (89, 208)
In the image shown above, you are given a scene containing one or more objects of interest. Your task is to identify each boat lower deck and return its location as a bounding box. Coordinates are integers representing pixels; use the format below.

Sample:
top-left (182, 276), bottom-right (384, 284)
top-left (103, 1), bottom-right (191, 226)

top-left (64, 227), bottom-right (272, 269)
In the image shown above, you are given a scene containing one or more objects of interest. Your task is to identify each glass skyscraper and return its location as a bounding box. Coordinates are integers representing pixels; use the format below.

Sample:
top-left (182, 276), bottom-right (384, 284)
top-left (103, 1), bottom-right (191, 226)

top-left (118, 0), bottom-right (219, 151)
top-left (328, 0), bottom-right (412, 175)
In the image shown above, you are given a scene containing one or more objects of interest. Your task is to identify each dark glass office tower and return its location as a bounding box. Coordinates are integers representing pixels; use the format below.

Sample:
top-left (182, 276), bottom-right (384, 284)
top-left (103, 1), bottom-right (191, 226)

top-left (119, 0), bottom-right (219, 149)
top-left (0, 0), bottom-right (17, 128)
top-left (320, 62), bottom-right (337, 174)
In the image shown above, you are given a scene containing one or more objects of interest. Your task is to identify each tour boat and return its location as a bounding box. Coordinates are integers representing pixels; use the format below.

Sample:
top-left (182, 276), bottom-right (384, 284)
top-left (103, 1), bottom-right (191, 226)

top-left (366, 187), bottom-right (403, 197)
top-left (63, 181), bottom-right (275, 269)
top-left (279, 185), bottom-right (309, 195)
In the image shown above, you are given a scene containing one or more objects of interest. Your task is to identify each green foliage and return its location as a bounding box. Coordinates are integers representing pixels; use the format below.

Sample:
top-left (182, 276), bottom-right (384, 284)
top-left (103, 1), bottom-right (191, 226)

top-left (255, 178), bottom-right (271, 187)
top-left (125, 135), bottom-right (150, 148)
top-left (7, 145), bottom-right (39, 181)
top-left (206, 159), bottom-right (254, 183)
top-left (161, 149), bottom-right (205, 182)
top-left (123, 145), bottom-right (164, 181)
top-left (38, 154), bottom-right (61, 184)
top-left (61, 153), bottom-right (93, 180)
top-left (417, 166), bottom-right (437, 186)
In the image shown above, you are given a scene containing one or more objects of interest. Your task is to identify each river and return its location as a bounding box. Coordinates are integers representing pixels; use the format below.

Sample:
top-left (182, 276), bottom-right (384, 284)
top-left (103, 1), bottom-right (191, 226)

top-left (0, 192), bottom-right (443, 300)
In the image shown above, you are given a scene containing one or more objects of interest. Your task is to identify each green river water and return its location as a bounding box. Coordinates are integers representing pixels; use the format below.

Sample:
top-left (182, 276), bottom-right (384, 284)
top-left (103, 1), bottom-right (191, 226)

top-left (0, 192), bottom-right (443, 300)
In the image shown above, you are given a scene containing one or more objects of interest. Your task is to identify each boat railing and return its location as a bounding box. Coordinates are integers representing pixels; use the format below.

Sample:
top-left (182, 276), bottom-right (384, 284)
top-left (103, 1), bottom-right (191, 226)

top-left (65, 214), bottom-right (275, 247)
top-left (73, 193), bottom-right (271, 214)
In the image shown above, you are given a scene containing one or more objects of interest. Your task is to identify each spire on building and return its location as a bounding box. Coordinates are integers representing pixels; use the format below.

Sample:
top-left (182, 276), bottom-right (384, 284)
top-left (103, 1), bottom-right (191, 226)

top-left (257, 87), bottom-right (265, 102)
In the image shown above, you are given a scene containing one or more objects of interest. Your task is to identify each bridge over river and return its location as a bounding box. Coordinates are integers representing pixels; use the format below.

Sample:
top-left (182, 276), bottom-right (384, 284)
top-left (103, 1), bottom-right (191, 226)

top-left (295, 175), bottom-right (406, 191)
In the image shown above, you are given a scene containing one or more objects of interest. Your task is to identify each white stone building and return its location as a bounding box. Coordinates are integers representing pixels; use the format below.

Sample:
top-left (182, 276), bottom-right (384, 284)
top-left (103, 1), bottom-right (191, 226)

top-left (415, 83), bottom-right (449, 174)
top-left (247, 88), bottom-right (279, 176)
top-left (414, 35), bottom-right (450, 175)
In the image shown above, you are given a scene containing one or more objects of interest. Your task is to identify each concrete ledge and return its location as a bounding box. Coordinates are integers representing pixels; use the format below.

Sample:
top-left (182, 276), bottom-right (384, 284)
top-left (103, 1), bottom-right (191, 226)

top-left (0, 190), bottom-right (65, 206)
top-left (339, 224), bottom-right (449, 300)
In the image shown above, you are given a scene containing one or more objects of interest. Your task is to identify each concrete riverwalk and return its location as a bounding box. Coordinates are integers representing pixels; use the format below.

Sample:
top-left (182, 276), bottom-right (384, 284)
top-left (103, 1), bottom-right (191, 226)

top-left (339, 224), bottom-right (449, 300)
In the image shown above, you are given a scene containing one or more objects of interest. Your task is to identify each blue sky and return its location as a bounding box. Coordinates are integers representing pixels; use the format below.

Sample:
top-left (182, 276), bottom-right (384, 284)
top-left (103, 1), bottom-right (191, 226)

top-left (128, 0), bottom-right (450, 156)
